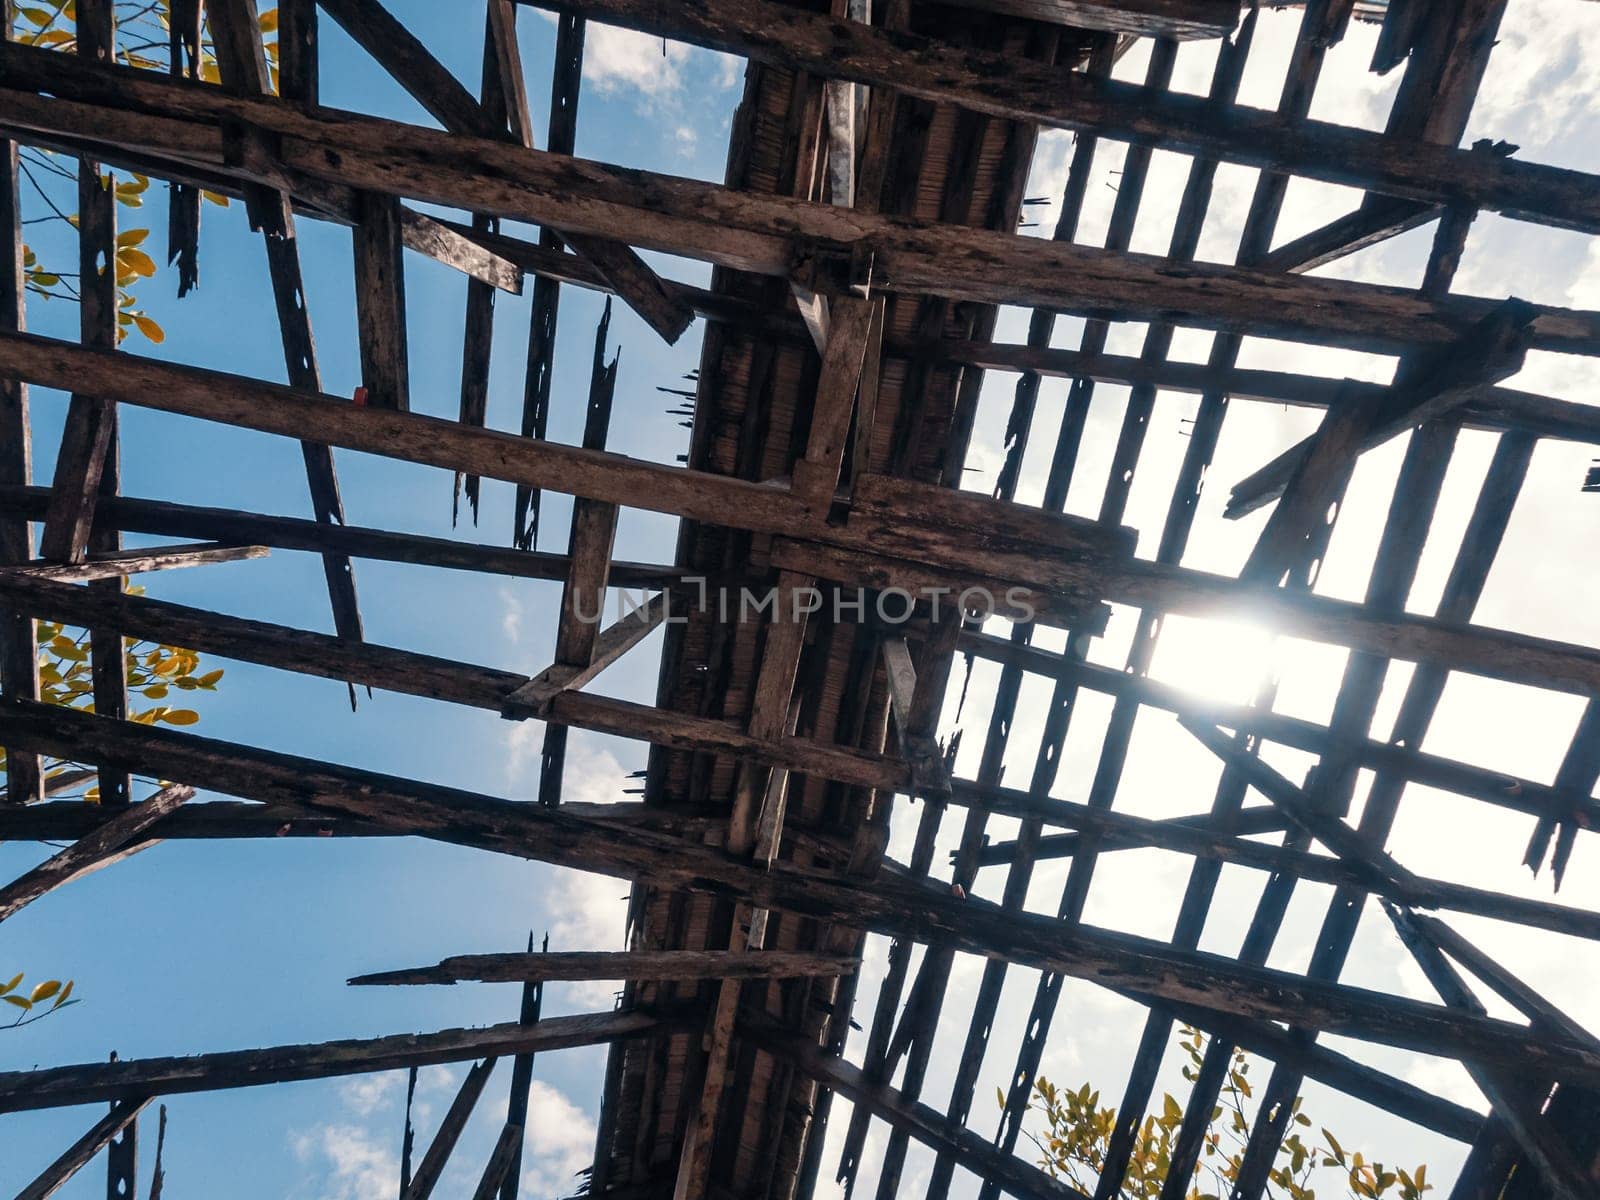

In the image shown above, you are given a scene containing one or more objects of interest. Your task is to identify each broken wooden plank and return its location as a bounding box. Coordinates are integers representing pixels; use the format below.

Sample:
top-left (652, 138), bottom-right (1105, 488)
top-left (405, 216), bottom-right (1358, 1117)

top-left (15, 1097), bottom-right (151, 1200)
top-left (350, 949), bottom-right (859, 987)
top-left (0, 784), bottom-right (192, 923)
top-left (552, 498), bottom-right (619, 667)
top-left (10, 543), bottom-right (268, 583)
top-left (0, 1010), bottom-right (667, 1112)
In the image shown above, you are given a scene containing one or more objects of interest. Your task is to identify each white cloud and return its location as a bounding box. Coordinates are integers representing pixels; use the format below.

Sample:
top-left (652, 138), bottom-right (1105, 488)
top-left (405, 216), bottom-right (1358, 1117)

top-left (517, 1082), bottom-right (599, 1199)
top-left (338, 1071), bottom-right (402, 1117)
top-left (292, 1125), bottom-right (395, 1200)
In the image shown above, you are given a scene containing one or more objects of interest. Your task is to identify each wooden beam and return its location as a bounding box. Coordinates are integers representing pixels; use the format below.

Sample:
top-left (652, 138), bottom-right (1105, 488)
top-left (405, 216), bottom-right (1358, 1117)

top-left (6, 50), bottom-right (1600, 353)
top-left (350, 949), bottom-right (860, 987)
top-left (9, 543), bottom-right (268, 583)
top-left (552, 499), bottom-right (618, 667)
top-left (15, 1097), bottom-right (151, 1200)
top-left (0, 784), bottom-right (192, 922)
top-left (403, 1058), bottom-right (497, 1200)
top-left (502, 590), bottom-right (667, 719)
top-left (1229, 298), bottom-right (1540, 519)
top-left (0, 24), bottom-right (41, 802)
top-left (471, 1123), bottom-right (523, 1200)
top-left (5, 704), bottom-right (1600, 1090)
top-left (528, 0), bottom-right (1600, 235)
top-left (794, 293), bottom-right (874, 504)
top-left (353, 190), bottom-right (411, 412)
top-left (1257, 197), bottom-right (1438, 274)
top-left (4, 332), bottom-right (1600, 698)
top-left (0, 1010), bottom-right (666, 1112)
top-left (0, 485), bottom-right (682, 589)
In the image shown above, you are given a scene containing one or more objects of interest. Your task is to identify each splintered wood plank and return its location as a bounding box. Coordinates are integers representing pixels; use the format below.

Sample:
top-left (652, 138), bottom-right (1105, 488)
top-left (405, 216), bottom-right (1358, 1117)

top-left (0, 784), bottom-right (192, 922)
top-left (1229, 298), bottom-right (1539, 519)
top-left (402, 1057), bottom-right (497, 1200)
top-left (881, 636), bottom-right (947, 797)
top-left (351, 949), bottom-right (858, 987)
top-left (0, 1011), bottom-right (666, 1112)
top-left (0, 56), bottom-right (40, 804)
top-left (400, 209), bottom-right (521, 293)
top-left (11, 542), bottom-right (268, 582)
top-left (353, 190), bottom-right (411, 412)
top-left (15, 1097), bottom-right (151, 1200)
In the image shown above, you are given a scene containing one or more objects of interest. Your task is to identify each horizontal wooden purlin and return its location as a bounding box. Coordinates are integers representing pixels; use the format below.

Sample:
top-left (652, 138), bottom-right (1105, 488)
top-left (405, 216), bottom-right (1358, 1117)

top-left (924, 340), bottom-right (1600, 446)
top-left (945, 776), bottom-right (1600, 940)
top-left (5, 704), bottom-right (1600, 1090)
top-left (1, 334), bottom-right (1595, 696)
top-left (4, 51), bottom-right (1600, 355)
top-left (0, 485), bottom-right (682, 588)
top-left (530, 0), bottom-right (1600, 235)
top-left (0, 798), bottom-right (720, 843)
top-left (0, 1009), bottom-right (667, 1113)
top-left (349, 949), bottom-right (860, 987)
top-left (960, 629), bottom-right (1600, 829)
top-left (9, 542), bottom-right (268, 582)
top-left (0, 571), bottom-right (909, 795)
top-left (0, 328), bottom-right (813, 533)
top-left (931, 0), bottom-right (1241, 38)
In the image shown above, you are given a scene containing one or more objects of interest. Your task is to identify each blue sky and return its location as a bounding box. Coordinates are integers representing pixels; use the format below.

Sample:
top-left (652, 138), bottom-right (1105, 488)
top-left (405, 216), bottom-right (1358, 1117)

top-left (5, 2), bottom-right (1600, 1198)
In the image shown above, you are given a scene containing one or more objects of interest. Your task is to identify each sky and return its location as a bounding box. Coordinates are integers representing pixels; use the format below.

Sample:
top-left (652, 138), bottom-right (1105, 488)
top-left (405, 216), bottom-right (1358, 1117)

top-left (3, 2), bottom-right (1599, 1198)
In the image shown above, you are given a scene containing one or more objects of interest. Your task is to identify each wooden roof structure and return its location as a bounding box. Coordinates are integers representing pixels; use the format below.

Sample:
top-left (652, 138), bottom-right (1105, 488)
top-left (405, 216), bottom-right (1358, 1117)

top-left (3, 0), bottom-right (1600, 1197)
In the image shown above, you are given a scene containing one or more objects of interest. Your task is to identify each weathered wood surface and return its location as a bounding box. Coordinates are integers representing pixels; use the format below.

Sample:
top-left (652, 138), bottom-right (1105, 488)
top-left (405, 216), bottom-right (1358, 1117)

top-left (531, 0), bottom-right (1600, 234)
top-left (351, 949), bottom-right (860, 987)
top-left (502, 590), bottom-right (666, 718)
top-left (15, 1097), bottom-right (151, 1200)
top-left (0, 1010), bottom-right (665, 1112)
top-left (5, 49), bottom-right (1600, 353)
top-left (352, 190), bottom-right (411, 412)
top-left (5, 703), bottom-right (1600, 1089)
top-left (9, 542), bottom-right (267, 583)
top-left (0, 784), bottom-right (192, 922)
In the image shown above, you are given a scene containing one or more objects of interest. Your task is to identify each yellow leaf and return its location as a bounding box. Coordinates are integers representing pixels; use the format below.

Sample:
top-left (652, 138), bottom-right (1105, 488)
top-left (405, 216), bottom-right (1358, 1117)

top-left (120, 248), bottom-right (157, 278)
top-left (258, 8), bottom-right (279, 31)
top-left (28, 979), bottom-right (60, 1004)
top-left (116, 228), bottom-right (149, 248)
top-left (164, 709), bottom-right (200, 725)
top-left (0, 973), bottom-right (22, 995)
top-left (133, 314), bottom-right (165, 344)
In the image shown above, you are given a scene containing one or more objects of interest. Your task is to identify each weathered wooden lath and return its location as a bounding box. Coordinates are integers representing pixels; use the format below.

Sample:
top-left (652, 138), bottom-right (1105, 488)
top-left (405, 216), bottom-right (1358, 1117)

top-left (3, 0), bottom-right (1600, 1198)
